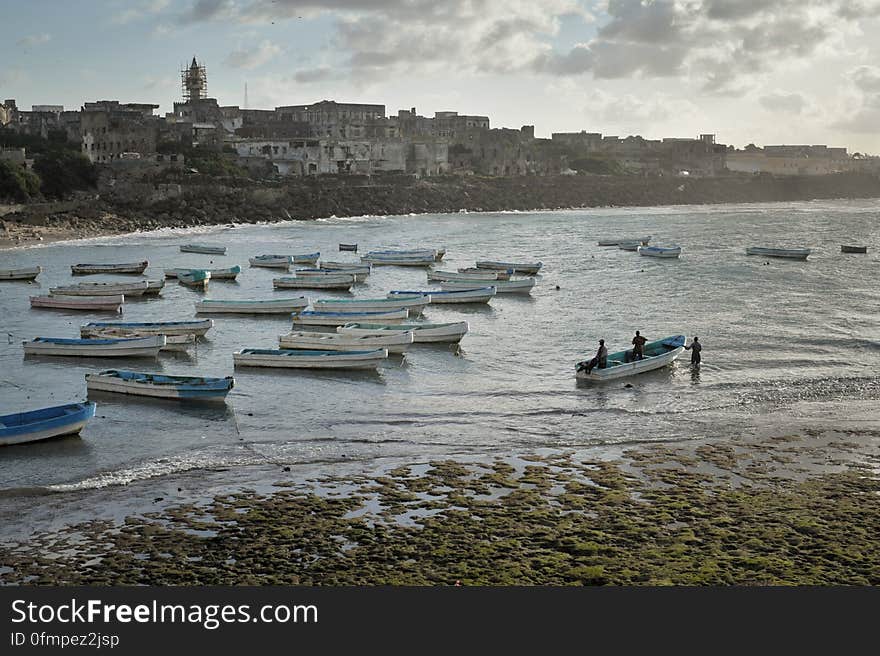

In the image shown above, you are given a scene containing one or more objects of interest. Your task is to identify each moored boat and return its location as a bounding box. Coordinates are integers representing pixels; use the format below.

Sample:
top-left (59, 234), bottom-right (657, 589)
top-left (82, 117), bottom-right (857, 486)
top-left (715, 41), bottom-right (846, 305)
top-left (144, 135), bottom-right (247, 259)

top-left (618, 242), bottom-right (641, 251)
top-left (295, 267), bottom-right (370, 282)
top-left (576, 335), bottom-right (685, 382)
top-left (841, 245), bottom-right (868, 254)
top-left (273, 275), bottom-right (354, 291)
top-left (474, 260), bottom-right (542, 274)
top-left (71, 261), bottom-right (148, 275)
top-left (291, 252), bottom-right (320, 264)
top-left (746, 246), bottom-right (811, 260)
top-left (49, 281), bottom-right (149, 297)
top-left (598, 236), bottom-right (651, 247)
top-left (177, 269), bottom-right (211, 289)
top-left (361, 252), bottom-right (435, 266)
top-left (313, 295), bottom-right (429, 316)
top-left (338, 321), bottom-right (469, 343)
top-left (440, 278), bottom-right (535, 294)
top-left (233, 348), bottom-right (387, 370)
top-left (86, 370), bottom-right (234, 400)
top-left (250, 255), bottom-right (292, 269)
top-left (0, 266), bottom-right (41, 281)
top-left (144, 279), bottom-right (165, 295)
top-left (638, 245), bottom-right (681, 259)
top-left (165, 265), bottom-right (241, 280)
top-left (23, 335), bottom-right (165, 358)
top-left (31, 295), bottom-right (124, 312)
top-left (456, 267), bottom-right (512, 279)
top-left (388, 287), bottom-right (495, 304)
top-left (81, 319), bottom-right (214, 337)
top-left (321, 261), bottom-right (373, 272)
top-left (279, 330), bottom-right (414, 354)
top-left (429, 270), bottom-right (506, 282)
top-left (180, 244), bottom-right (226, 255)
top-left (292, 309), bottom-right (409, 326)
top-left (339, 243), bottom-right (358, 252)
top-left (79, 329), bottom-right (195, 351)
top-left (195, 298), bottom-right (309, 314)
top-left (0, 402), bottom-right (96, 446)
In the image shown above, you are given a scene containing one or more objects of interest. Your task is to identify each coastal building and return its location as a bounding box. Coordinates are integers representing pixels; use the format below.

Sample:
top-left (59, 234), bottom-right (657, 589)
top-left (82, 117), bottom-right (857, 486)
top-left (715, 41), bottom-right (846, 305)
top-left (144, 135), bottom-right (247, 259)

top-left (726, 144), bottom-right (857, 175)
top-left (80, 101), bottom-right (161, 163)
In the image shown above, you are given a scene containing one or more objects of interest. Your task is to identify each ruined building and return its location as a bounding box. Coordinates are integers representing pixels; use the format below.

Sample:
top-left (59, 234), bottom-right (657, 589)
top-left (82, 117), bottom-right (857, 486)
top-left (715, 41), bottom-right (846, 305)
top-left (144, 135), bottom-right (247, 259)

top-left (80, 101), bottom-right (161, 163)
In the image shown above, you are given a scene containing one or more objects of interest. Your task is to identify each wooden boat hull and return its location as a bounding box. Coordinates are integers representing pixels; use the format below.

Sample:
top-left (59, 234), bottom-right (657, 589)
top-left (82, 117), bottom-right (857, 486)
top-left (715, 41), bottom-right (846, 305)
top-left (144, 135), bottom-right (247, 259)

top-left (440, 278), bottom-right (534, 294)
top-left (50, 282), bottom-right (149, 296)
top-left (339, 244), bottom-right (358, 252)
top-left (293, 309), bottom-right (409, 326)
top-left (361, 252), bottom-right (435, 266)
top-left (475, 260), bottom-right (542, 274)
top-left (279, 331), bottom-right (414, 354)
top-left (178, 270), bottom-right (210, 289)
top-left (166, 266), bottom-right (240, 280)
top-left (71, 261), bottom-right (148, 275)
top-left (576, 335), bottom-right (685, 381)
top-left (273, 275), bottom-right (354, 290)
top-left (180, 245), bottom-right (226, 255)
top-left (389, 288), bottom-right (495, 304)
top-left (295, 268), bottom-right (369, 282)
top-left (195, 299), bottom-right (309, 314)
top-left (638, 246), bottom-right (681, 258)
top-left (86, 370), bottom-right (234, 400)
top-left (321, 261), bottom-right (373, 272)
top-left (23, 335), bottom-right (165, 358)
top-left (841, 245), bottom-right (868, 253)
top-left (250, 256), bottom-right (291, 269)
top-left (338, 321), bottom-right (469, 343)
top-left (31, 295), bottom-right (124, 312)
top-left (233, 348), bottom-right (387, 370)
top-left (0, 402), bottom-right (96, 446)
top-left (143, 279), bottom-right (165, 295)
top-left (746, 247), bottom-right (811, 260)
top-left (80, 330), bottom-right (195, 351)
top-left (598, 237), bottom-right (650, 247)
top-left (81, 319), bottom-right (213, 337)
top-left (313, 296), bottom-right (429, 316)
top-left (0, 266), bottom-right (41, 281)
top-left (455, 268), bottom-right (511, 280)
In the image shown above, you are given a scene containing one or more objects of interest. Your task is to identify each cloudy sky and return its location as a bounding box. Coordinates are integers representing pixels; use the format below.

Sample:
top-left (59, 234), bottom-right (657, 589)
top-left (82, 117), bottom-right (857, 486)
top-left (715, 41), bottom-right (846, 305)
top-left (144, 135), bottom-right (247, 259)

top-left (3, 0), bottom-right (880, 152)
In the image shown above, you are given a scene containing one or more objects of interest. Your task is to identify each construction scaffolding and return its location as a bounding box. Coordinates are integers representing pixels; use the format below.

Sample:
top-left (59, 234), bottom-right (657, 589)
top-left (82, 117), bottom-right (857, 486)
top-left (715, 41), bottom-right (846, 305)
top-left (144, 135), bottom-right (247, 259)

top-left (181, 57), bottom-right (207, 102)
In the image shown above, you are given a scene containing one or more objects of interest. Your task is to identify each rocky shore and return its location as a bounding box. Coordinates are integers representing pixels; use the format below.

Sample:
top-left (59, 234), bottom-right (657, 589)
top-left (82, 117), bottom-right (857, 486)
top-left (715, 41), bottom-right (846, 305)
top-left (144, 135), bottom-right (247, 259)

top-left (2, 171), bottom-right (879, 248)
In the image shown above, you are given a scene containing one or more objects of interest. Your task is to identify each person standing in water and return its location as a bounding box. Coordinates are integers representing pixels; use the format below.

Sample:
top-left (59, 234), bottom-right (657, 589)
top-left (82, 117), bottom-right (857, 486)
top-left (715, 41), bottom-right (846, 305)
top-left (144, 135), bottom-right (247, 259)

top-left (684, 336), bottom-right (702, 365)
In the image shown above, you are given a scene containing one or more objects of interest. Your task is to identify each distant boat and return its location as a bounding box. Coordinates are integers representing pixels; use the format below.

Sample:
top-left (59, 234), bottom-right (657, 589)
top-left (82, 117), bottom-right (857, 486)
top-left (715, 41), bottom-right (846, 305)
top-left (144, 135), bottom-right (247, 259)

top-left (86, 370), bottom-right (234, 400)
top-left (180, 244), bottom-right (226, 255)
top-left (23, 335), bottom-right (165, 358)
top-left (233, 348), bottom-right (388, 370)
top-left (618, 242), bottom-right (641, 251)
top-left (576, 335), bottom-right (686, 382)
top-left (429, 270), bottom-right (506, 282)
top-left (177, 269), bottom-right (211, 289)
top-left (49, 281), bottom-right (149, 297)
top-left (81, 319), bottom-right (214, 337)
top-left (31, 295), bottom-right (124, 312)
top-left (165, 265), bottom-right (241, 280)
top-left (474, 260), bottom-right (542, 274)
top-left (338, 321), bottom-right (469, 343)
top-left (746, 247), bottom-right (811, 260)
top-left (388, 287), bottom-right (496, 304)
top-left (339, 243), bottom-right (358, 252)
top-left (195, 298), bottom-right (309, 314)
top-left (598, 236), bottom-right (651, 247)
top-left (638, 245), bottom-right (681, 259)
top-left (456, 267), bottom-right (512, 279)
top-left (0, 266), bottom-right (41, 281)
top-left (321, 261), bottom-right (373, 272)
top-left (313, 295), bottom-right (430, 316)
top-left (292, 309), bottom-right (409, 326)
top-left (273, 275), bottom-right (354, 291)
top-left (292, 252), bottom-right (321, 264)
top-left (71, 261), bottom-right (148, 275)
top-left (440, 278), bottom-right (535, 294)
top-left (841, 245), bottom-right (868, 254)
top-left (144, 279), bottom-right (165, 295)
top-left (279, 330), bottom-right (414, 354)
top-left (295, 267), bottom-right (369, 282)
top-left (78, 328), bottom-right (194, 351)
top-left (250, 255), bottom-right (292, 269)
top-left (0, 402), bottom-right (96, 447)
top-left (361, 254), bottom-right (435, 267)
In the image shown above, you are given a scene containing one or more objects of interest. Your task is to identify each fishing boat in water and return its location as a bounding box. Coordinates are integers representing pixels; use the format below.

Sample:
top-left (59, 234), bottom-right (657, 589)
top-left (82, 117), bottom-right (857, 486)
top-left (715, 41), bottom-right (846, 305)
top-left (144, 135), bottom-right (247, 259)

top-left (71, 261), bottom-right (148, 275)
top-left (440, 278), bottom-right (534, 294)
top-left (576, 335), bottom-right (685, 382)
top-left (0, 402), bottom-right (96, 446)
top-left (474, 260), bottom-right (542, 275)
top-left (339, 243), bottom-right (358, 252)
top-left (49, 281), bottom-right (149, 297)
top-left (388, 287), bottom-right (496, 304)
top-left (86, 370), bottom-right (234, 400)
top-left (598, 236), bottom-right (651, 247)
top-left (456, 268), bottom-right (512, 279)
top-left (31, 295), bottom-right (124, 312)
top-left (292, 309), bottom-right (409, 326)
top-left (746, 246), bottom-right (811, 260)
top-left (338, 321), bottom-right (469, 343)
top-left (250, 255), bottom-right (292, 269)
top-left (165, 265), bottom-right (241, 280)
top-left (638, 245), bottom-right (681, 259)
top-left (180, 244), bottom-right (226, 255)
top-left (177, 269), bottom-right (211, 289)
top-left (841, 245), bottom-right (868, 254)
top-left (313, 295), bottom-right (430, 316)
top-left (233, 348), bottom-right (388, 370)
top-left (195, 298), bottom-right (310, 314)
top-left (279, 330), bottom-right (414, 354)
top-left (295, 267), bottom-right (370, 282)
top-left (0, 266), bottom-right (41, 281)
top-left (144, 279), bottom-right (165, 295)
top-left (273, 275), bottom-right (354, 291)
top-left (81, 319), bottom-right (214, 337)
top-left (79, 328), bottom-right (195, 351)
top-left (361, 251), bottom-right (435, 266)
top-left (23, 335), bottom-right (166, 358)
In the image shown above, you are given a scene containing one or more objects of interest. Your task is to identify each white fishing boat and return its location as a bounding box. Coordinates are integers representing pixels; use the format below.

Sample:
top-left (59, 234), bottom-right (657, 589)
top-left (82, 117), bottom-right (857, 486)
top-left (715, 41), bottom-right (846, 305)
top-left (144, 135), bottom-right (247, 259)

top-left (291, 252), bottom-right (320, 264)
top-left (361, 252), bottom-right (435, 266)
top-left (250, 255), bottom-right (292, 269)
top-left (178, 269), bottom-right (211, 289)
top-left (474, 260), bottom-right (542, 274)
top-left (144, 279), bottom-right (165, 295)
top-left (313, 295), bottom-right (430, 316)
top-left (233, 348), bottom-right (388, 370)
top-left (338, 321), bottom-right (469, 344)
top-left (180, 244), bottom-right (226, 255)
top-left (746, 246), bottom-right (811, 260)
top-left (165, 265), bottom-right (241, 280)
top-left (388, 287), bottom-right (495, 304)
top-left (279, 330), bottom-right (414, 354)
top-left (23, 335), bottom-right (165, 358)
top-left (0, 402), bottom-right (96, 447)
top-left (81, 319), bottom-right (214, 337)
top-left (49, 281), bottom-right (149, 297)
top-left (0, 266), bottom-right (41, 281)
top-left (273, 275), bottom-right (354, 291)
top-left (456, 267), bottom-right (512, 279)
top-left (429, 270), bottom-right (506, 282)
top-left (195, 298), bottom-right (310, 314)
top-left (31, 295), bottom-right (124, 312)
top-left (292, 309), bottom-right (409, 326)
top-left (85, 370), bottom-right (234, 400)
top-left (295, 267), bottom-right (370, 282)
top-left (440, 278), bottom-right (535, 294)
top-left (576, 335), bottom-right (685, 382)
top-left (638, 245), bottom-right (681, 259)
top-left (618, 242), bottom-right (641, 251)
top-left (79, 329), bottom-right (195, 351)
top-left (598, 236), bottom-right (651, 247)
top-left (71, 261), bottom-right (148, 275)
top-left (321, 261), bottom-right (373, 272)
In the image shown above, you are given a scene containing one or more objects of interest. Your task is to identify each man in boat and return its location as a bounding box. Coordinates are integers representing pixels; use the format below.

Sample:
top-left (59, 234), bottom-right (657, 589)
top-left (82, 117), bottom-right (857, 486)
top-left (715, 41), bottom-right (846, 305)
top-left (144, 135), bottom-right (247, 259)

top-left (684, 336), bottom-right (702, 365)
top-left (579, 339), bottom-right (607, 374)
top-left (631, 330), bottom-right (647, 361)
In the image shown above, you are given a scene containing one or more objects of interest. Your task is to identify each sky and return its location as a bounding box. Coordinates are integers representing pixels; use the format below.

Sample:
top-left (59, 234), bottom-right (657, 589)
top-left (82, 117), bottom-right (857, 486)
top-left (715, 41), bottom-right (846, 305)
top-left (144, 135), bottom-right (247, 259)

top-left (3, 0), bottom-right (880, 152)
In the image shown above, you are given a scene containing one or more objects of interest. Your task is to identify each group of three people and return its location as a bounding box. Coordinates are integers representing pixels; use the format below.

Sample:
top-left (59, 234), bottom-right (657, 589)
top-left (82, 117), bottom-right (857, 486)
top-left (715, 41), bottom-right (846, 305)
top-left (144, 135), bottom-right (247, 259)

top-left (581, 332), bottom-right (702, 374)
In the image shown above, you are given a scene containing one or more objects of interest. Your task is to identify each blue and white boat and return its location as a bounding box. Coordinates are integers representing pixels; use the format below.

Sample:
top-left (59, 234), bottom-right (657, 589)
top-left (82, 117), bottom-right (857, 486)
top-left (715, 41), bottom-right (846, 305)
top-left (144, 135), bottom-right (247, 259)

top-left (180, 244), bottom-right (226, 255)
top-left (292, 309), bottom-right (409, 326)
top-left (638, 245), bottom-right (681, 259)
top-left (338, 321), bottom-right (469, 343)
top-left (250, 255), bottom-right (292, 269)
top-left (80, 319), bottom-right (214, 337)
top-left (177, 269), bottom-right (210, 290)
top-left (0, 402), bottom-right (96, 446)
top-left (165, 265), bottom-right (240, 280)
top-left (85, 370), bottom-right (234, 400)
top-left (388, 287), bottom-right (496, 304)
top-left (23, 335), bottom-right (166, 358)
top-left (233, 348), bottom-right (387, 370)
top-left (440, 278), bottom-right (534, 294)
top-left (576, 335), bottom-right (686, 382)
top-left (291, 252), bottom-right (320, 264)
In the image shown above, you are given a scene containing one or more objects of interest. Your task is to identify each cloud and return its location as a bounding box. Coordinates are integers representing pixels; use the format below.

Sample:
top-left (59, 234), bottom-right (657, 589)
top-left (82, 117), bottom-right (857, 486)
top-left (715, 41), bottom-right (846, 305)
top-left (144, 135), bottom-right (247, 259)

top-left (224, 40), bottom-right (282, 69)
top-left (15, 34), bottom-right (51, 47)
top-left (113, 0), bottom-right (171, 24)
top-left (180, 0), bottom-right (237, 24)
top-left (759, 92), bottom-right (808, 114)
top-left (834, 65), bottom-right (880, 132)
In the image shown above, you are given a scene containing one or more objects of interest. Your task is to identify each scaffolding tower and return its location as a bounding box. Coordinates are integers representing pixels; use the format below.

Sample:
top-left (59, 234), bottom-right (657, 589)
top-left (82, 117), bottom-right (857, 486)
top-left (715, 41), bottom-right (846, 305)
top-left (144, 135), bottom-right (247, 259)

top-left (181, 57), bottom-right (207, 102)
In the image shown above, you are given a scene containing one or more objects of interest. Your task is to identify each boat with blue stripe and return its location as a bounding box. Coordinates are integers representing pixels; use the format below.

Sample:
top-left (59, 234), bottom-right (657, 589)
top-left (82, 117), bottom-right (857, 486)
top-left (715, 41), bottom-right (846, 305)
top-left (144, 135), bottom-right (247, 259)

top-left (85, 370), bottom-right (234, 400)
top-left (576, 334), bottom-right (686, 381)
top-left (388, 287), bottom-right (496, 304)
top-left (234, 348), bottom-right (387, 369)
top-left (0, 402), bottom-right (96, 446)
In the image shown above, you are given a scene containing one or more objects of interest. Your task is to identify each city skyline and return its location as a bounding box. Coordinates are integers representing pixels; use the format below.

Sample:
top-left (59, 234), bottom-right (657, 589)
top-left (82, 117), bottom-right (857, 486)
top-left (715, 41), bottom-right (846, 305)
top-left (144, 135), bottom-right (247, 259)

top-left (3, 1), bottom-right (880, 152)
